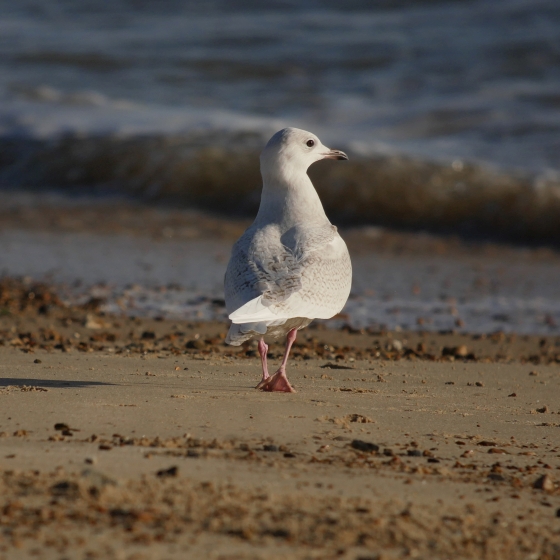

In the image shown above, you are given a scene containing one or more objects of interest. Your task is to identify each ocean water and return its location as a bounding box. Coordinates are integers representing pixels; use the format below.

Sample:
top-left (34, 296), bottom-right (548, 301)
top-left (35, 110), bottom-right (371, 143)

top-left (1, 2), bottom-right (560, 240)
top-left (0, 0), bottom-right (559, 168)
top-left (1, 1), bottom-right (560, 333)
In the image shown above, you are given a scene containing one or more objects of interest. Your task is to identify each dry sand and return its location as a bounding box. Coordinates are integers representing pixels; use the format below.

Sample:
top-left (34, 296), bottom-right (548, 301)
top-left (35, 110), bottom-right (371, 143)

top-left (0, 286), bottom-right (559, 560)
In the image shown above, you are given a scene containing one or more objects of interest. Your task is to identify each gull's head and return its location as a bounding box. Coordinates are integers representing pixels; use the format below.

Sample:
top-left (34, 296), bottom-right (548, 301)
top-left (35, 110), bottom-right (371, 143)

top-left (260, 127), bottom-right (348, 179)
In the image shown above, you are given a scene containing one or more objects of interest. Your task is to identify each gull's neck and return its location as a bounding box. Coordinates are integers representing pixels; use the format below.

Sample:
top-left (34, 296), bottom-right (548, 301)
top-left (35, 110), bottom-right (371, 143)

top-left (254, 163), bottom-right (330, 229)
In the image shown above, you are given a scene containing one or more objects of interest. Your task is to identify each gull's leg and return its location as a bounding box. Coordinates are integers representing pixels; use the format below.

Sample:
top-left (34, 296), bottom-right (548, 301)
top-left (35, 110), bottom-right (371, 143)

top-left (255, 337), bottom-right (270, 389)
top-left (259, 328), bottom-right (297, 393)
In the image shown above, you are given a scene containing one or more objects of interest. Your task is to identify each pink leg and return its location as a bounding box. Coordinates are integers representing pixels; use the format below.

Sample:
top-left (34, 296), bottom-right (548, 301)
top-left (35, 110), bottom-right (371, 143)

top-left (258, 328), bottom-right (297, 393)
top-left (255, 338), bottom-right (269, 389)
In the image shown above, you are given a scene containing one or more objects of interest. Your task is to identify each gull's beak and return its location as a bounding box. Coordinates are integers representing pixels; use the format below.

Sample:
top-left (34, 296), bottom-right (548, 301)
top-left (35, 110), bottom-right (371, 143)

top-left (322, 148), bottom-right (348, 161)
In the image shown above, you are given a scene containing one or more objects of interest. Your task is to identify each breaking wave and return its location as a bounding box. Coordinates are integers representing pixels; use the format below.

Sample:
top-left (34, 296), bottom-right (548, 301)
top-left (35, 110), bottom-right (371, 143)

top-left (1, 129), bottom-right (560, 245)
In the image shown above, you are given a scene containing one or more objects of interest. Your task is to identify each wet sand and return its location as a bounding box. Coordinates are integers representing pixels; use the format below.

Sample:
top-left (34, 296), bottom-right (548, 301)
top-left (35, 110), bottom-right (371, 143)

top-left (2, 196), bottom-right (560, 335)
top-left (2, 192), bottom-right (559, 259)
top-left (1, 287), bottom-right (559, 559)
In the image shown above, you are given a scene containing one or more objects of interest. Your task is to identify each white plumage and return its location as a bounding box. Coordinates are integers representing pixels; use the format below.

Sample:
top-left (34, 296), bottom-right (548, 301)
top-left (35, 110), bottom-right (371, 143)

top-left (224, 127), bottom-right (352, 392)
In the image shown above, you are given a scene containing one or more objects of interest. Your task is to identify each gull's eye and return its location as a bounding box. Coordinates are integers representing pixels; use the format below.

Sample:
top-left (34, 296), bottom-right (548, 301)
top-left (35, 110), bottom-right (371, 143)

top-left (306, 139), bottom-right (315, 147)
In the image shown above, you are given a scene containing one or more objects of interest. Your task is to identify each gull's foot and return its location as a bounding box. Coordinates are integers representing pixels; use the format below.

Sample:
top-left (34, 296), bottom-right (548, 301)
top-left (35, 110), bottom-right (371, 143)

top-left (258, 371), bottom-right (296, 393)
top-left (255, 374), bottom-right (270, 390)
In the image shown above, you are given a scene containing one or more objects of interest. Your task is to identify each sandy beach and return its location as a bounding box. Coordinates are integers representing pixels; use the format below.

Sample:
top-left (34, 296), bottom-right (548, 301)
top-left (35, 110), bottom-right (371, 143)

top-left (1, 277), bottom-right (559, 560)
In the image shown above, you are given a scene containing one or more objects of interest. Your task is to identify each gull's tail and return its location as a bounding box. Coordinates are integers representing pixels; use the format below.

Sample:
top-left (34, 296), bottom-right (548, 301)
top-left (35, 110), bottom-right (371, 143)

top-left (225, 321), bottom-right (270, 346)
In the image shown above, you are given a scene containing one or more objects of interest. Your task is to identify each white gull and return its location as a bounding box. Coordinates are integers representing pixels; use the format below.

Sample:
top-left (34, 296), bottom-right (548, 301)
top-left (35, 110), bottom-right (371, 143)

top-left (224, 127), bottom-right (352, 392)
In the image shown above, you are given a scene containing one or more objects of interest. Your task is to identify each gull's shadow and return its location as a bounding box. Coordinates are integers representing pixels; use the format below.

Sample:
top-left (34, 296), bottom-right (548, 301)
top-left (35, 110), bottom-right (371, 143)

top-left (0, 378), bottom-right (116, 388)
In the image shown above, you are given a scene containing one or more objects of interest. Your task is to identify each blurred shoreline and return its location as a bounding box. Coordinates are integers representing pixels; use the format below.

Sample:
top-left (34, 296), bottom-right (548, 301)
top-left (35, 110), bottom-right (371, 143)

top-left (1, 274), bottom-right (559, 364)
top-left (1, 193), bottom-right (560, 336)
top-left (2, 0), bottom-right (560, 336)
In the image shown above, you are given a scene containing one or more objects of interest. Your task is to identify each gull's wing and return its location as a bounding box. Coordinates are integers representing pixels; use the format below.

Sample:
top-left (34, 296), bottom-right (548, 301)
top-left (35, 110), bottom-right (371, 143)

top-left (225, 224), bottom-right (351, 323)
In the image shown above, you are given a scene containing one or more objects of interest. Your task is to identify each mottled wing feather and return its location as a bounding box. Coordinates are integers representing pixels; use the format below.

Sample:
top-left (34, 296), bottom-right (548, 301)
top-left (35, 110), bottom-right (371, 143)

top-left (247, 249), bottom-right (302, 307)
top-left (225, 223), bottom-right (349, 322)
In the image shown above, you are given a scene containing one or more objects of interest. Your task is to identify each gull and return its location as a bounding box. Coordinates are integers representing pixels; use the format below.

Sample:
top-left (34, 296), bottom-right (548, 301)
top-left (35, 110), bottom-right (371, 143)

top-left (224, 127), bottom-right (352, 392)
